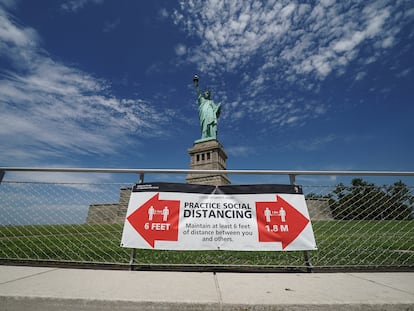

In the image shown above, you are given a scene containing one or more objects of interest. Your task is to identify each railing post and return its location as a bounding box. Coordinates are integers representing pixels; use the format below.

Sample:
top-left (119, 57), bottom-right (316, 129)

top-left (289, 173), bottom-right (313, 272)
top-left (303, 249), bottom-right (313, 273)
top-left (289, 174), bottom-right (296, 185)
top-left (129, 249), bottom-right (136, 270)
top-left (138, 173), bottom-right (144, 184)
top-left (0, 171), bottom-right (4, 184)
top-left (129, 173), bottom-right (145, 270)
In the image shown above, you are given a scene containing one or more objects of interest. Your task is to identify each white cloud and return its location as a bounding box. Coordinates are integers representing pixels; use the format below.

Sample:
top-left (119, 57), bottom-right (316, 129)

top-left (60, 0), bottom-right (103, 12)
top-left (396, 68), bottom-right (412, 78)
top-left (4, 170), bottom-right (114, 184)
top-left (158, 8), bottom-right (169, 20)
top-left (226, 145), bottom-right (255, 157)
top-left (0, 7), bottom-right (167, 165)
top-left (355, 71), bottom-right (366, 81)
top-left (0, 0), bottom-right (18, 9)
top-left (103, 18), bottom-right (120, 33)
top-left (282, 134), bottom-right (337, 152)
top-left (174, 43), bottom-right (187, 56)
top-left (0, 9), bottom-right (38, 50)
top-left (174, 1), bottom-right (411, 80)
top-left (173, 0), bottom-right (413, 130)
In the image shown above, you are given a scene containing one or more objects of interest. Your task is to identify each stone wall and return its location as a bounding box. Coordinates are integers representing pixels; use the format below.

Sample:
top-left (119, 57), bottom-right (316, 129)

top-left (86, 188), bottom-right (130, 224)
top-left (306, 198), bottom-right (333, 220)
top-left (86, 191), bottom-right (332, 224)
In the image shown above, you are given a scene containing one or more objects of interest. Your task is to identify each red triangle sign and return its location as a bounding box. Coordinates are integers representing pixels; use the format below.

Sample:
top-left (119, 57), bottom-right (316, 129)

top-left (256, 195), bottom-right (309, 249)
top-left (127, 193), bottom-right (180, 248)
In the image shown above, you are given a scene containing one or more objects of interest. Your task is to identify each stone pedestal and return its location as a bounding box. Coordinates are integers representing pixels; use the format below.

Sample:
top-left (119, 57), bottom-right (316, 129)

top-left (186, 139), bottom-right (231, 186)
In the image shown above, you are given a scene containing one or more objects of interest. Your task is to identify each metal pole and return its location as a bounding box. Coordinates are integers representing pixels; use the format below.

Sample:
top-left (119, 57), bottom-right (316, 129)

top-left (289, 174), bottom-right (296, 185)
top-left (129, 173), bottom-right (145, 271)
top-left (1, 167), bottom-right (413, 177)
top-left (289, 174), bottom-right (313, 272)
top-left (303, 250), bottom-right (313, 273)
top-left (129, 249), bottom-right (136, 271)
top-left (138, 173), bottom-right (145, 184)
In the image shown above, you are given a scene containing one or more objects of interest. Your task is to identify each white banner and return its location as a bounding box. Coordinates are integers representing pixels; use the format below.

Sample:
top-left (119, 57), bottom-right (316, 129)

top-left (121, 183), bottom-right (317, 251)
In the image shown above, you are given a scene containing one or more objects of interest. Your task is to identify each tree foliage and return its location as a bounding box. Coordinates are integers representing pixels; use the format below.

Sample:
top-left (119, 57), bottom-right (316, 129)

top-left (328, 178), bottom-right (413, 220)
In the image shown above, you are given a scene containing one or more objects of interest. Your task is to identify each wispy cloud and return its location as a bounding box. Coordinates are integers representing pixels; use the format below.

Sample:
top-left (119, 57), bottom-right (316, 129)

top-left (281, 134), bottom-right (338, 152)
top-left (158, 8), bottom-right (169, 20)
top-left (0, 5), bottom-right (167, 165)
top-left (103, 18), bottom-right (120, 33)
top-left (279, 134), bottom-right (373, 153)
top-left (0, 0), bottom-right (17, 9)
top-left (174, 1), bottom-right (410, 79)
top-left (226, 145), bottom-right (256, 157)
top-left (60, 0), bottom-right (104, 12)
top-left (174, 43), bottom-right (187, 56)
top-left (173, 0), bottom-right (414, 129)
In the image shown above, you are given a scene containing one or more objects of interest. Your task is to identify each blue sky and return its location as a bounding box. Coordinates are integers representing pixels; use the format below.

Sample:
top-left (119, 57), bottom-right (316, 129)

top-left (1, 0), bottom-right (414, 185)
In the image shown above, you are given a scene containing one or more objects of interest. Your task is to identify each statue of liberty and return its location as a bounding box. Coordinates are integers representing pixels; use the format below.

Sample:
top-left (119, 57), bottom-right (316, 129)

top-left (193, 75), bottom-right (221, 142)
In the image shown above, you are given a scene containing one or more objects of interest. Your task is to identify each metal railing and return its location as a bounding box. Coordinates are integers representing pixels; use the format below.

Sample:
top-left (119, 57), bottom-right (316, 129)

top-left (0, 167), bottom-right (413, 272)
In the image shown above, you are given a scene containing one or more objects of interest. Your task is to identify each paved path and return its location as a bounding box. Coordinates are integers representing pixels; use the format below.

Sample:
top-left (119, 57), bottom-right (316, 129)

top-left (1, 265), bottom-right (413, 310)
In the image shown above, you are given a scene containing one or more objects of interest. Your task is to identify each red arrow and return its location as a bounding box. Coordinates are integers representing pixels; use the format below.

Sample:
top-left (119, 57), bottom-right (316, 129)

top-left (256, 195), bottom-right (309, 249)
top-left (127, 193), bottom-right (180, 248)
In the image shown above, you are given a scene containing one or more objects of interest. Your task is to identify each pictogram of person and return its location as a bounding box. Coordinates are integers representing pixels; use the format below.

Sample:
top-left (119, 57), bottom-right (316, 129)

top-left (279, 207), bottom-right (286, 222)
top-left (163, 206), bottom-right (169, 222)
top-left (264, 207), bottom-right (271, 223)
top-left (148, 206), bottom-right (155, 221)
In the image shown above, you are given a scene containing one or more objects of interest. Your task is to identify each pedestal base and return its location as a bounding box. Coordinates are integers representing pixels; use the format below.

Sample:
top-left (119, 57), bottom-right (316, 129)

top-left (186, 139), bottom-right (231, 186)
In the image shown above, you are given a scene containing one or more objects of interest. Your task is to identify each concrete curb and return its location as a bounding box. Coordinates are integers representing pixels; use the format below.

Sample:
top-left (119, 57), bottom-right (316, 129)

top-left (2, 296), bottom-right (413, 311)
top-left (1, 266), bottom-right (413, 311)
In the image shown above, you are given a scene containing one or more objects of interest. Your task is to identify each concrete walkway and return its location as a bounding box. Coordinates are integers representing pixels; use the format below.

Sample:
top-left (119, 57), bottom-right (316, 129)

top-left (0, 265), bottom-right (413, 310)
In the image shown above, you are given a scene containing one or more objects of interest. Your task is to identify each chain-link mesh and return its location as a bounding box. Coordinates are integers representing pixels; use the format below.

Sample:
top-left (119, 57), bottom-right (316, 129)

top-left (1, 177), bottom-right (413, 270)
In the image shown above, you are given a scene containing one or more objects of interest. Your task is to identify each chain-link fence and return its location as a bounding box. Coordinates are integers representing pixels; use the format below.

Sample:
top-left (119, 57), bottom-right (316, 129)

top-left (1, 169), bottom-right (413, 271)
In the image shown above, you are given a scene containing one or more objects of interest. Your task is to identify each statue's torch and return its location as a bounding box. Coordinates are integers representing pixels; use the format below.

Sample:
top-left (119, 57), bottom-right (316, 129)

top-left (193, 74), bottom-right (199, 86)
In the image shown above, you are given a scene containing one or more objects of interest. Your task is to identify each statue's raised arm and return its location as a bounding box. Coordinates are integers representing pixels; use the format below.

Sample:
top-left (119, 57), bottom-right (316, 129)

top-left (192, 74), bottom-right (221, 143)
top-left (193, 74), bottom-right (200, 98)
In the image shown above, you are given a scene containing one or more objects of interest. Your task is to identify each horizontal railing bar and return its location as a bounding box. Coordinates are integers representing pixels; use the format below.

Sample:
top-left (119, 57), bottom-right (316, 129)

top-left (1, 167), bottom-right (414, 177)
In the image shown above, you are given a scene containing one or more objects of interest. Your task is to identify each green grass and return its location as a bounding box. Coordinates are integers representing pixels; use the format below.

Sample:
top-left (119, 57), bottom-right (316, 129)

top-left (312, 220), bottom-right (414, 267)
top-left (1, 221), bottom-right (413, 269)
